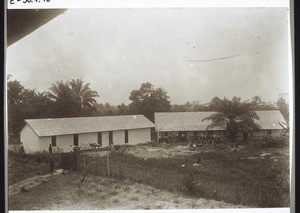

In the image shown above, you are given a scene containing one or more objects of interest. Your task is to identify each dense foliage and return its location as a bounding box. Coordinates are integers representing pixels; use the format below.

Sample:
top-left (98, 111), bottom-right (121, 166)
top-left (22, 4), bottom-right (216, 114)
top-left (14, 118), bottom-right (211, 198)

top-left (128, 82), bottom-right (171, 122)
top-left (203, 97), bottom-right (261, 145)
top-left (7, 77), bottom-right (289, 142)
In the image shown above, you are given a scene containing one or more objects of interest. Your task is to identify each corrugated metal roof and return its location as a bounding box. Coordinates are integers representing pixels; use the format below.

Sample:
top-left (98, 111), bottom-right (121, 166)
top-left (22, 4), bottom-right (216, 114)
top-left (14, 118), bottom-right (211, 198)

top-left (25, 115), bottom-right (155, 137)
top-left (155, 110), bottom-right (285, 132)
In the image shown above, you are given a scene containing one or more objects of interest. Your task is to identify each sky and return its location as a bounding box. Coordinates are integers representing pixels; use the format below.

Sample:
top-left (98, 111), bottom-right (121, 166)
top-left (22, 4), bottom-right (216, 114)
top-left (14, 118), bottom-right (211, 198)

top-left (6, 8), bottom-right (290, 105)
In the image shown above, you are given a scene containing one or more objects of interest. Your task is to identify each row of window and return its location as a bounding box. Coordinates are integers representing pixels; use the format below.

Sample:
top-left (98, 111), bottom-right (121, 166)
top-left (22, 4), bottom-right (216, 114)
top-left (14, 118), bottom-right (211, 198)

top-left (51, 130), bottom-right (129, 147)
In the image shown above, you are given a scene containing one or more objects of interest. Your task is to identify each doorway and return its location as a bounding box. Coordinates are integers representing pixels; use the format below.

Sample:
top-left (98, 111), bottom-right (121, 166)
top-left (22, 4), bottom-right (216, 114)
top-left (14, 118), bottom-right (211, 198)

top-left (109, 131), bottom-right (113, 145)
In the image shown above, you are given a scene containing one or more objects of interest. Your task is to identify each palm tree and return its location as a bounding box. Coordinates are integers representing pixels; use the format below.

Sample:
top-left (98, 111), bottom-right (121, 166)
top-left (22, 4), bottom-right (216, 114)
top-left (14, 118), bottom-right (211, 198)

top-left (69, 78), bottom-right (99, 108)
top-left (203, 97), bottom-right (260, 147)
top-left (48, 81), bottom-right (81, 117)
top-left (251, 96), bottom-right (262, 109)
top-left (48, 81), bottom-right (73, 101)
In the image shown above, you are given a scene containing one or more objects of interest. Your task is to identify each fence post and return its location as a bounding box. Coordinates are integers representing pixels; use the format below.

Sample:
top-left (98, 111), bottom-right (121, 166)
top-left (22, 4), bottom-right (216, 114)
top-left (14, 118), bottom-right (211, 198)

top-left (99, 156), bottom-right (101, 176)
top-left (68, 153), bottom-right (70, 170)
top-left (74, 152), bottom-right (77, 170)
top-left (96, 156), bottom-right (98, 175)
top-left (84, 153), bottom-right (86, 173)
top-left (118, 160), bottom-right (121, 178)
top-left (107, 152), bottom-right (110, 179)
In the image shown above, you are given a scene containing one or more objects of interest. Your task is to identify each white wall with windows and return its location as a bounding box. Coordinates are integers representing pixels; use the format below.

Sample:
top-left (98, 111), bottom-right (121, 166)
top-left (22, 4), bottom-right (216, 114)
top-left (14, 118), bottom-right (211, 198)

top-left (21, 127), bottom-right (153, 153)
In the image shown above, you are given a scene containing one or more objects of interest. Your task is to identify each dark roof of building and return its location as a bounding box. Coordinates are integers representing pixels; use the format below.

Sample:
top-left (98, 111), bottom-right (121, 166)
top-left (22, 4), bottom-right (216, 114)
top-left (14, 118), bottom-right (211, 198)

top-left (155, 110), bottom-right (285, 132)
top-left (24, 115), bottom-right (155, 137)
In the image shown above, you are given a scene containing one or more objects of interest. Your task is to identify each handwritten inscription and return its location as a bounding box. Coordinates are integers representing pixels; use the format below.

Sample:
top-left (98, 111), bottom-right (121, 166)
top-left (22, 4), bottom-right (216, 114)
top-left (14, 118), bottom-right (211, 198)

top-left (10, 0), bottom-right (50, 4)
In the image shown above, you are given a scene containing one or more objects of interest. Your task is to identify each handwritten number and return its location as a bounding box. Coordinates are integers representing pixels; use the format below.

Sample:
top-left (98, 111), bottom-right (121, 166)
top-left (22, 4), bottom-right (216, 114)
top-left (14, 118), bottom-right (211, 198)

top-left (10, 0), bottom-right (50, 4)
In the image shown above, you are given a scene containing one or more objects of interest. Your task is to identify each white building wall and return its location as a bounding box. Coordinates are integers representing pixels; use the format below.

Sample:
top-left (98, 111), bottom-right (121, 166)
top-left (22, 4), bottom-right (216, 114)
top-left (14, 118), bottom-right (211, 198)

top-left (20, 124), bottom-right (39, 153)
top-left (128, 128), bottom-right (151, 145)
top-left (79, 133), bottom-right (97, 150)
top-left (39, 136), bottom-right (51, 152)
top-left (56, 135), bottom-right (73, 152)
top-left (102, 131), bottom-right (110, 147)
top-left (113, 130), bottom-right (125, 145)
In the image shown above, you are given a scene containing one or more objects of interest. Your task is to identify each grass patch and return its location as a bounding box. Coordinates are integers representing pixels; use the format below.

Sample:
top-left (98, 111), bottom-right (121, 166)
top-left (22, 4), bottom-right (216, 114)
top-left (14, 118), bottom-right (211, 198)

top-left (8, 151), bottom-right (62, 185)
top-left (79, 145), bottom-right (290, 208)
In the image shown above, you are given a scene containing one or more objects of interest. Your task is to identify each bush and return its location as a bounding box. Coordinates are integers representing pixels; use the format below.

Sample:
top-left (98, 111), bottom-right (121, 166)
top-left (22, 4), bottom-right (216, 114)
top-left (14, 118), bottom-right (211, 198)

top-left (250, 136), bottom-right (288, 148)
top-left (8, 151), bottom-right (62, 185)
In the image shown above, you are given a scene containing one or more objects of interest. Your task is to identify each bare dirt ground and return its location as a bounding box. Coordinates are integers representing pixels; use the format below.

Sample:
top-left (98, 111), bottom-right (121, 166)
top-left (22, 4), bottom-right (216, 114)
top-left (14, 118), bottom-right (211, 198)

top-left (80, 141), bottom-right (289, 161)
top-left (123, 143), bottom-right (200, 159)
top-left (9, 172), bottom-right (246, 210)
top-left (84, 143), bottom-right (218, 159)
top-left (119, 143), bottom-right (289, 159)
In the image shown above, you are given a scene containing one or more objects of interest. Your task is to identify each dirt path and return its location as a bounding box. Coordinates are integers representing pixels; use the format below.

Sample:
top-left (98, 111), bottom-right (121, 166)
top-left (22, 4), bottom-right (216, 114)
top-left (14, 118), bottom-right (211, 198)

top-left (9, 169), bottom-right (63, 196)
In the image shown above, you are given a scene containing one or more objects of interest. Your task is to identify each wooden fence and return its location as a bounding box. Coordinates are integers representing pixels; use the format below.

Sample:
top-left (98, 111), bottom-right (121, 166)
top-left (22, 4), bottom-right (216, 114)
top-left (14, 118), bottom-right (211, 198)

top-left (74, 152), bottom-right (286, 207)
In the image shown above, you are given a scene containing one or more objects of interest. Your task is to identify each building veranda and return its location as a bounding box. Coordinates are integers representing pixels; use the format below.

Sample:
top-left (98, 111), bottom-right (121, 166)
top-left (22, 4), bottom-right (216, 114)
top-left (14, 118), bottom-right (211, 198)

top-left (154, 111), bottom-right (286, 144)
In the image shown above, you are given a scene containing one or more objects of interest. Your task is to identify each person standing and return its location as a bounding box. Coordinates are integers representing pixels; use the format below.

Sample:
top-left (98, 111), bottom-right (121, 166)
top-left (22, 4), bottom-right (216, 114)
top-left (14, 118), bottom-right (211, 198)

top-left (203, 133), bottom-right (207, 144)
top-left (212, 133), bottom-right (216, 149)
top-left (216, 134), bottom-right (221, 144)
top-left (19, 142), bottom-right (25, 154)
top-left (49, 144), bottom-right (52, 154)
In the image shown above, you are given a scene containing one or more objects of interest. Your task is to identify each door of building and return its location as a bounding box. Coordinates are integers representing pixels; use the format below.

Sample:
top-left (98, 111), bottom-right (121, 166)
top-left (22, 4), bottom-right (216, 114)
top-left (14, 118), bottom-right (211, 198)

top-left (125, 130), bottom-right (128, 143)
top-left (109, 131), bottom-right (113, 145)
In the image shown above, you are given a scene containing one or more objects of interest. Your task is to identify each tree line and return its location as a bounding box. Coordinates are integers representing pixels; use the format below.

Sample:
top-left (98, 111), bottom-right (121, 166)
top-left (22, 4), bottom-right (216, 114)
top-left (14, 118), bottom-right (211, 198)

top-left (7, 77), bottom-right (289, 138)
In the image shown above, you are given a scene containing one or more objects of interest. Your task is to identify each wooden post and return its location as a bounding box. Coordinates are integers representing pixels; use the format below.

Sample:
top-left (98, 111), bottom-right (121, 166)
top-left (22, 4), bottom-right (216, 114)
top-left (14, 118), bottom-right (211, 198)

top-left (84, 153), bottom-right (86, 173)
top-left (74, 153), bottom-right (77, 170)
top-left (96, 156), bottom-right (98, 175)
top-left (107, 152), bottom-right (110, 179)
top-left (118, 160), bottom-right (121, 178)
top-left (99, 156), bottom-right (101, 176)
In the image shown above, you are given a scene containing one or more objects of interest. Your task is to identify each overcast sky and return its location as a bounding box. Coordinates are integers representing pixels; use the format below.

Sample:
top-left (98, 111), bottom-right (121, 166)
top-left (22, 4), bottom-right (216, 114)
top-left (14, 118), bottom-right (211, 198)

top-left (7, 8), bottom-right (290, 105)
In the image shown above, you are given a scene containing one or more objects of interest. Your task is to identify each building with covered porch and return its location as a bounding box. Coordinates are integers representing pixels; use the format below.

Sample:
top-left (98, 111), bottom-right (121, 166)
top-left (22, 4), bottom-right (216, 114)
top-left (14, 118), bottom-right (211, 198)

top-left (154, 110), bottom-right (286, 143)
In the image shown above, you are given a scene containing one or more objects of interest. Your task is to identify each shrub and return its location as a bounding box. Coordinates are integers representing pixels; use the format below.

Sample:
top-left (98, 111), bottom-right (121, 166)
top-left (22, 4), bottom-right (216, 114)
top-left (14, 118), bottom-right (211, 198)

top-left (182, 175), bottom-right (197, 196)
top-left (251, 136), bottom-right (288, 148)
top-left (8, 151), bottom-right (62, 185)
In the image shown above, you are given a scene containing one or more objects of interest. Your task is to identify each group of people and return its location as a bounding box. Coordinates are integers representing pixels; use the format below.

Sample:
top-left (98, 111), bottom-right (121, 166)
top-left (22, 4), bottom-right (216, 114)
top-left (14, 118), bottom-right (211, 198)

top-left (158, 132), bottom-right (222, 145)
top-left (191, 132), bottom-right (222, 147)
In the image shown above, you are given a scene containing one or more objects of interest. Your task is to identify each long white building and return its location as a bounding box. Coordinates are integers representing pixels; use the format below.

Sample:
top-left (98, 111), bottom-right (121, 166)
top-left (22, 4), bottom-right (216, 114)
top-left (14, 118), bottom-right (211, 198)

top-left (20, 115), bottom-right (155, 153)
